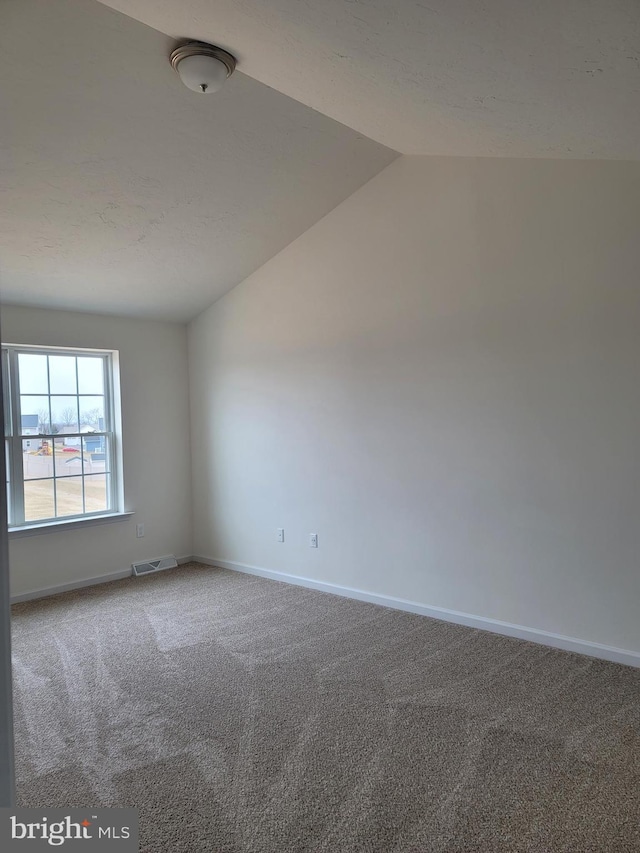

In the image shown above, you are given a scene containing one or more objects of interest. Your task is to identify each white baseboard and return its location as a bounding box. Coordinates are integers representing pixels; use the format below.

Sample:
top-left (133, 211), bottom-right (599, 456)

top-left (194, 556), bottom-right (640, 669)
top-left (11, 571), bottom-right (132, 603)
top-left (10, 555), bottom-right (193, 603)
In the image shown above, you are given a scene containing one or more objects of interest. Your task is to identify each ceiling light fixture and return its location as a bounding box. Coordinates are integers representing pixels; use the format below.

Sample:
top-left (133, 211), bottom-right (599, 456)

top-left (170, 41), bottom-right (237, 94)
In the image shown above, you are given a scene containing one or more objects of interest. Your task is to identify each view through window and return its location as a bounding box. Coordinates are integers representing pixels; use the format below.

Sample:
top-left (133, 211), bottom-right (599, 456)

top-left (2, 346), bottom-right (118, 527)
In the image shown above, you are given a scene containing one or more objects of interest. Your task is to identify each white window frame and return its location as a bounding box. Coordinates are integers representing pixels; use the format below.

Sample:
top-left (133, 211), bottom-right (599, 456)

top-left (2, 344), bottom-right (123, 531)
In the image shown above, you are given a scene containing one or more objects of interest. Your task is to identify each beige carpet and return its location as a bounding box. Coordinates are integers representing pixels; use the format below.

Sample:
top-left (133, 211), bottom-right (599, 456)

top-left (11, 562), bottom-right (640, 852)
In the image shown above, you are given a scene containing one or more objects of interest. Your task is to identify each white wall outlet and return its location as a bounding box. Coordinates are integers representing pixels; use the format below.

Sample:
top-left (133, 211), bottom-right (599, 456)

top-left (309, 533), bottom-right (318, 548)
top-left (136, 523), bottom-right (145, 538)
top-left (277, 528), bottom-right (285, 543)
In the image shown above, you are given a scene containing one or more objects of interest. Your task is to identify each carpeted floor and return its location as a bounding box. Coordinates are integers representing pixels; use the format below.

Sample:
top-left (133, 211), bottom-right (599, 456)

top-left (10, 562), bottom-right (640, 852)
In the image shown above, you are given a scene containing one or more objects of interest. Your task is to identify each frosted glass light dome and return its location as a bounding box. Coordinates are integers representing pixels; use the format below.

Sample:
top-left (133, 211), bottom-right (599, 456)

top-left (175, 54), bottom-right (227, 94)
top-left (170, 42), bottom-right (236, 94)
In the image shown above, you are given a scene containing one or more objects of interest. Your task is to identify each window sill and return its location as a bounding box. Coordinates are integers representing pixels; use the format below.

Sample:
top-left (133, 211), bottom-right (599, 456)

top-left (8, 511), bottom-right (135, 540)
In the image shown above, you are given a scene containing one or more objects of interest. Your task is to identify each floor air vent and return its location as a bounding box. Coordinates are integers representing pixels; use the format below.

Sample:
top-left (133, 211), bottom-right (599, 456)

top-left (132, 555), bottom-right (178, 576)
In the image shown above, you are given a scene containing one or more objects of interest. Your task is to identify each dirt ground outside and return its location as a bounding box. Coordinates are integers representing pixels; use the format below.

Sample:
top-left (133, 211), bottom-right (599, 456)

top-left (21, 451), bottom-right (110, 521)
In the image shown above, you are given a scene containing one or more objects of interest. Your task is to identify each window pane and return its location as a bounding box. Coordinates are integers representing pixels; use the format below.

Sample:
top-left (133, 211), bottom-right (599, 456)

top-left (84, 473), bottom-right (108, 513)
top-left (50, 395), bottom-right (79, 432)
top-left (55, 477), bottom-right (84, 517)
top-left (24, 478), bottom-right (55, 522)
top-left (83, 434), bottom-right (107, 474)
top-left (77, 357), bottom-right (104, 395)
top-left (49, 355), bottom-right (77, 394)
top-left (54, 441), bottom-right (83, 478)
top-left (20, 396), bottom-right (49, 434)
top-left (79, 396), bottom-right (104, 430)
top-left (18, 354), bottom-right (48, 394)
top-left (23, 439), bottom-right (54, 480)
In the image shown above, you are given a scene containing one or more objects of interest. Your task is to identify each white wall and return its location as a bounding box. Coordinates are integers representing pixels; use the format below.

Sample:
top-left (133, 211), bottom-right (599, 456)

top-left (2, 305), bottom-right (192, 597)
top-left (189, 155), bottom-right (640, 655)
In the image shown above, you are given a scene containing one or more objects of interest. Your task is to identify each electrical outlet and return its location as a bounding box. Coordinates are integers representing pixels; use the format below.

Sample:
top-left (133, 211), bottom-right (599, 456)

top-left (136, 523), bottom-right (145, 538)
top-left (309, 533), bottom-right (318, 548)
top-left (277, 528), bottom-right (285, 543)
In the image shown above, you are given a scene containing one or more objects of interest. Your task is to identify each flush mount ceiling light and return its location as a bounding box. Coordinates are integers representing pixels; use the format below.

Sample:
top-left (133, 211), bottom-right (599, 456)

top-left (170, 41), bottom-right (237, 94)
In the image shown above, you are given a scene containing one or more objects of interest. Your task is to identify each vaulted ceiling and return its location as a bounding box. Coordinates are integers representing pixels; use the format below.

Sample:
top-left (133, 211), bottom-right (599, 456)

top-left (2, 0), bottom-right (639, 321)
top-left (0, 0), bottom-right (395, 321)
top-left (97, 0), bottom-right (640, 158)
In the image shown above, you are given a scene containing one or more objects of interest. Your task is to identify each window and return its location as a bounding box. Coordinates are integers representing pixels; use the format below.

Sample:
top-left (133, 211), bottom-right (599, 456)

top-left (2, 345), bottom-right (121, 529)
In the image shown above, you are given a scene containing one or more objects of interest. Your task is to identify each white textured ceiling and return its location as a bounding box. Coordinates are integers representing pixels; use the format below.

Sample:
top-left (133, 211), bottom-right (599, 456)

top-left (4, 0), bottom-right (639, 324)
top-left (97, 0), bottom-right (640, 158)
top-left (0, 0), bottom-right (395, 322)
